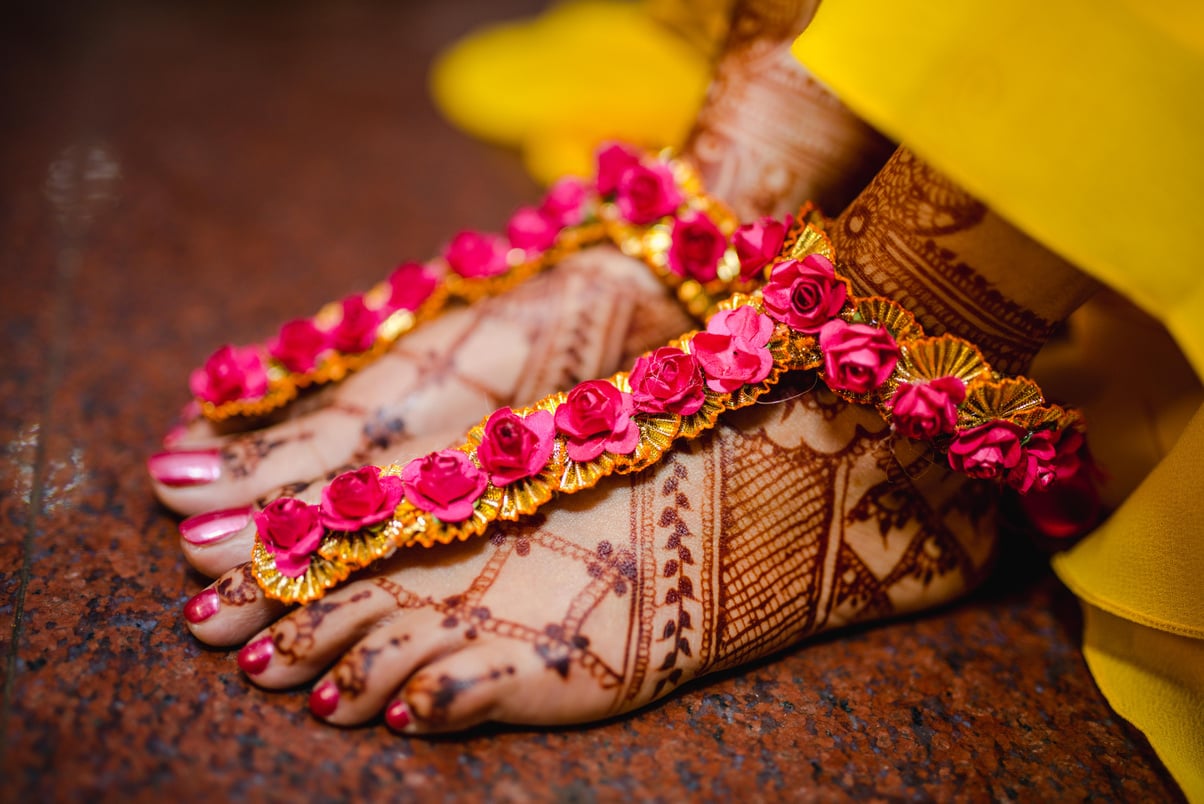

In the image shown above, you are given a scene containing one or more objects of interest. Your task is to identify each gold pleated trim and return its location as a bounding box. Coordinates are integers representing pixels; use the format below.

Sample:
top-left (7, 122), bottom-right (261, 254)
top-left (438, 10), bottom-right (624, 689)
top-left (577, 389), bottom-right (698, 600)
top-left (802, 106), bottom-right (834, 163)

top-left (251, 538), bottom-right (352, 602)
top-left (317, 526), bottom-right (395, 568)
top-left (896, 336), bottom-right (990, 385)
top-left (851, 297), bottom-right (924, 342)
top-left (960, 377), bottom-right (1046, 427)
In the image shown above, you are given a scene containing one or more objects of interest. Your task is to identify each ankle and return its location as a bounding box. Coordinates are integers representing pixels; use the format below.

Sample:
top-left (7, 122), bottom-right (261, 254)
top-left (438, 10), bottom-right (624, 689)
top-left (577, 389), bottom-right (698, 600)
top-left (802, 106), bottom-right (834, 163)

top-left (683, 11), bottom-right (893, 219)
top-left (829, 148), bottom-right (1096, 373)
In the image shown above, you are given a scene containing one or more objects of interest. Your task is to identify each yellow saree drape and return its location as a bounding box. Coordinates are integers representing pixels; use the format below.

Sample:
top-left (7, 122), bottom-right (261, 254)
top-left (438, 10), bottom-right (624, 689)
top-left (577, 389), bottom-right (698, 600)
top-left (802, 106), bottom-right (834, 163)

top-left (793, 1), bottom-right (1204, 797)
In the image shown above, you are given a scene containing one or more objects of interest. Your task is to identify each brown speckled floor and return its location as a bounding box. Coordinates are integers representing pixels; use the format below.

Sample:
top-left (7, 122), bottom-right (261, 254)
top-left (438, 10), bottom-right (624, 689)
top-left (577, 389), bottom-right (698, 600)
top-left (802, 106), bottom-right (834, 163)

top-left (0, 2), bottom-right (1183, 801)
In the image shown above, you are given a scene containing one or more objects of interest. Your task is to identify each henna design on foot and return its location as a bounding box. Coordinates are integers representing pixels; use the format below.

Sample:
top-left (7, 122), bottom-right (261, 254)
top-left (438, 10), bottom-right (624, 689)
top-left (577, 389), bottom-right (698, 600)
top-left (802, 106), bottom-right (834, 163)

top-left (215, 563), bottom-right (261, 607)
top-left (271, 590), bottom-right (372, 664)
top-left (222, 431), bottom-right (299, 480)
top-left (831, 149), bottom-right (1063, 373)
top-left (685, 0), bottom-right (893, 218)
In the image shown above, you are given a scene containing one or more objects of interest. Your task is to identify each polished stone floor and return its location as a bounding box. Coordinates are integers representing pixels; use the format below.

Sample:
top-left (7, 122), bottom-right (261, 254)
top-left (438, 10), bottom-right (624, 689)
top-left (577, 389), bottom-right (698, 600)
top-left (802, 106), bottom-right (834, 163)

top-left (0, 1), bottom-right (1181, 800)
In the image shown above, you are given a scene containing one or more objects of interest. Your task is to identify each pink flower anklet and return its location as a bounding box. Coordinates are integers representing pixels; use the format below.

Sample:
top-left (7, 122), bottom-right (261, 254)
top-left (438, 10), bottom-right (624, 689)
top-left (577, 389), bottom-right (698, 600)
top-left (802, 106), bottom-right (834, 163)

top-left (246, 214), bottom-right (1095, 604)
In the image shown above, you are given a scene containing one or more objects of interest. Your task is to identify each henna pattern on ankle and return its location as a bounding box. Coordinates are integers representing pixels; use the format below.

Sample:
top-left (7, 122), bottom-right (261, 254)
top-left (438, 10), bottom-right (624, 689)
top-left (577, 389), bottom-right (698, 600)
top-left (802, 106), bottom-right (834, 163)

top-left (831, 149), bottom-right (1058, 373)
top-left (685, 0), bottom-right (891, 218)
top-left (610, 382), bottom-right (995, 709)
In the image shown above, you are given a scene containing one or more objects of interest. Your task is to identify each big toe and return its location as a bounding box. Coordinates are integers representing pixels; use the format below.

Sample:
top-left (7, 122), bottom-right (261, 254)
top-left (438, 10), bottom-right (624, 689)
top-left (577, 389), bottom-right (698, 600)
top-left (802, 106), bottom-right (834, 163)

top-left (148, 408), bottom-right (362, 516)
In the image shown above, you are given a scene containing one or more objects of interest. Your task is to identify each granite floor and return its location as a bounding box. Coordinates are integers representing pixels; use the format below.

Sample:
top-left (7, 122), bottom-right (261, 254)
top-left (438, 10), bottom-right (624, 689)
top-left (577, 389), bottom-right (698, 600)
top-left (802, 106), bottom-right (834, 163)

top-left (0, 1), bottom-right (1183, 801)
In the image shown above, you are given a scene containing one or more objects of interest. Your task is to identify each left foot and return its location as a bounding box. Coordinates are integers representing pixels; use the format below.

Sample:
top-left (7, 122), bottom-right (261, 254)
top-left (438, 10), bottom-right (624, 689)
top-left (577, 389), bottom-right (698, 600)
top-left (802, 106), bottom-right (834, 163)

top-left (185, 379), bottom-right (997, 731)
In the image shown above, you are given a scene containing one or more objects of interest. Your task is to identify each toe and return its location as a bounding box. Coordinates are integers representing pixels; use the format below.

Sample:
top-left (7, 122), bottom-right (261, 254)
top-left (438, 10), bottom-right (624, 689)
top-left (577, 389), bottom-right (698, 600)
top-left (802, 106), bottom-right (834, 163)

top-left (389, 641), bottom-right (617, 734)
top-left (305, 610), bottom-right (475, 726)
top-left (391, 645), bottom-right (526, 734)
top-left (184, 563), bottom-right (289, 648)
top-left (178, 508), bottom-right (259, 579)
top-left (149, 407), bottom-right (364, 516)
top-left (237, 580), bottom-right (414, 690)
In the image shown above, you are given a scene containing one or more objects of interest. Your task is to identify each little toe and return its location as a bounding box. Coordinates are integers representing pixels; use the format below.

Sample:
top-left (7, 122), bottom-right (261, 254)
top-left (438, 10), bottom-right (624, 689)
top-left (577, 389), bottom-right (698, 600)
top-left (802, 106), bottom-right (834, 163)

top-left (184, 563), bottom-right (289, 648)
top-left (393, 640), bottom-right (618, 735)
top-left (305, 610), bottom-right (478, 726)
top-left (389, 644), bottom-right (529, 735)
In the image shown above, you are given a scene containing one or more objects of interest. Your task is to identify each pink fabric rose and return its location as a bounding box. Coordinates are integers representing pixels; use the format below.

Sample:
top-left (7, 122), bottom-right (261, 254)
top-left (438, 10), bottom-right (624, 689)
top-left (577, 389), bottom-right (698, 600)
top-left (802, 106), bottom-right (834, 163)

top-left (476, 407), bottom-right (556, 486)
top-left (401, 449), bottom-right (487, 522)
top-left (1006, 429), bottom-right (1060, 493)
top-left (540, 177), bottom-right (588, 227)
top-left (269, 318), bottom-right (329, 373)
top-left (553, 380), bottom-right (640, 462)
top-left (190, 344), bottom-right (269, 405)
top-left (1016, 430), bottom-right (1103, 539)
top-left (386, 262), bottom-right (438, 312)
top-left (444, 230), bottom-right (509, 278)
top-left (947, 421), bottom-right (1026, 480)
top-left (629, 346), bottom-right (706, 416)
top-left (1047, 429), bottom-right (1090, 485)
top-left (819, 320), bottom-right (899, 394)
top-left (614, 161), bottom-right (683, 224)
top-left (319, 465), bottom-right (405, 530)
top-left (254, 497), bottom-right (324, 578)
top-left (667, 211), bottom-right (727, 282)
top-left (506, 206), bottom-right (560, 252)
top-left (733, 215), bottom-right (790, 281)
top-left (890, 377), bottom-right (967, 440)
top-left (690, 306), bottom-right (775, 393)
top-left (330, 295), bottom-right (381, 354)
top-left (595, 143), bottom-right (642, 196)
top-left (761, 255), bottom-right (848, 333)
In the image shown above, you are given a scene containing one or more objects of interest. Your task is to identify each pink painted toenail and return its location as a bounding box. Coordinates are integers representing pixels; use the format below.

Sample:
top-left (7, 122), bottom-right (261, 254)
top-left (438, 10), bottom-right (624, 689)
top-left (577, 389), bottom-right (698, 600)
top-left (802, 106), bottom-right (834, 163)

top-left (148, 449), bottom-right (222, 487)
top-left (309, 681), bottom-right (339, 718)
top-left (385, 700), bottom-right (411, 730)
top-left (179, 506), bottom-right (253, 545)
top-left (161, 425), bottom-right (188, 449)
top-left (184, 588), bottom-right (220, 624)
top-left (237, 636), bottom-right (274, 675)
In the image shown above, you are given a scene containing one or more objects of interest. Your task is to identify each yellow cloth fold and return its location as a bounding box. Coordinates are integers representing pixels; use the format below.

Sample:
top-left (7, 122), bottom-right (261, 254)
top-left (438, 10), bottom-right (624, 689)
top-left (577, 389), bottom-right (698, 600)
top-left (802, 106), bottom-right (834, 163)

top-left (793, 1), bottom-right (1204, 797)
top-left (429, 0), bottom-right (715, 184)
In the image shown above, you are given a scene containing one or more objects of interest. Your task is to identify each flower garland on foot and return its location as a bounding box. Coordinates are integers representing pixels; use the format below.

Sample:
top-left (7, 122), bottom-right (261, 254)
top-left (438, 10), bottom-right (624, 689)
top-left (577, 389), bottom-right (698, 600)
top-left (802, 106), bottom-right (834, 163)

top-left (247, 214), bottom-right (1091, 604)
top-left (191, 143), bottom-right (799, 422)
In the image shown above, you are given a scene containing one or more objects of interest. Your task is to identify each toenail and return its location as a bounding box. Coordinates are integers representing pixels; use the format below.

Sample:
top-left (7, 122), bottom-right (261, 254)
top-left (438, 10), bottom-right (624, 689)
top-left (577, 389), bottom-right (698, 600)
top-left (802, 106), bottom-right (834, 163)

top-left (237, 636), bottom-right (274, 675)
top-left (183, 588), bottom-right (220, 624)
top-left (309, 681), bottom-right (340, 718)
top-left (161, 424), bottom-right (188, 449)
top-left (148, 449), bottom-right (222, 487)
top-left (179, 506), bottom-right (253, 545)
top-left (385, 700), bottom-right (411, 731)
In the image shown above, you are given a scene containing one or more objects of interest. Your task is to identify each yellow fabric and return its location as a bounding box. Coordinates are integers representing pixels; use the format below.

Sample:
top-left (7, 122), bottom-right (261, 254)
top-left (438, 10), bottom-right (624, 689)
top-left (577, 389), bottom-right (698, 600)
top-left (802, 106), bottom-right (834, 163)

top-left (793, 2), bottom-right (1204, 797)
top-left (1081, 604), bottom-right (1204, 798)
top-left (795, 0), bottom-right (1204, 378)
top-left (429, 0), bottom-right (715, 184)
top-left (1055, 406), bottom-right (1204, 641)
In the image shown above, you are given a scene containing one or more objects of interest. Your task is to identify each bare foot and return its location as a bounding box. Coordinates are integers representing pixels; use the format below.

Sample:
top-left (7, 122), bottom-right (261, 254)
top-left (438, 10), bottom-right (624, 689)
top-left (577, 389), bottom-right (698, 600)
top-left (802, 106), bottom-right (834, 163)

top-left (186, 379), bottom-right (996, 731)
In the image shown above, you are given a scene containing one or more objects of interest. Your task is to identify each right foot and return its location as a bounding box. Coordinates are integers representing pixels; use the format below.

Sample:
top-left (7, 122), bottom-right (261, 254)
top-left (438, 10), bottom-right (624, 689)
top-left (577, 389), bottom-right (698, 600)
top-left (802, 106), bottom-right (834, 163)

top-left (151, 0), bottom-right (892, 529)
